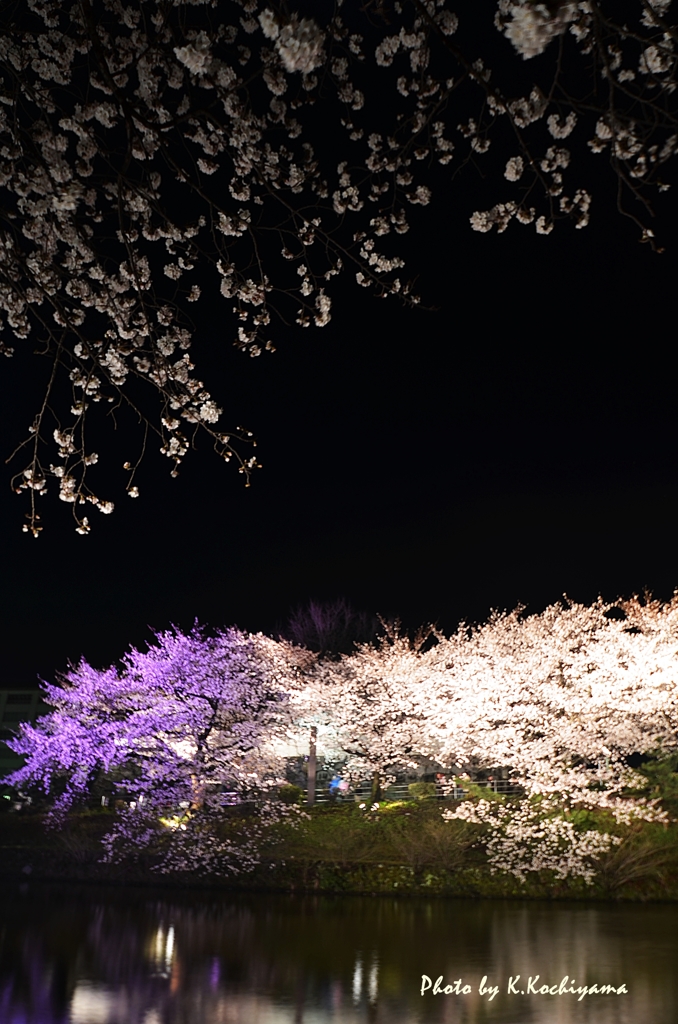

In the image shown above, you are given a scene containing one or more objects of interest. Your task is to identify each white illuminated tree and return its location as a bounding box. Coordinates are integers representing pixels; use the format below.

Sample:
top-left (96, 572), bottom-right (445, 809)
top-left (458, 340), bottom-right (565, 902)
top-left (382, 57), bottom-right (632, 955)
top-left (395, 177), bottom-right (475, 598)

top-left (321, 596), bottom-right (678, 814)
top-left (320, 594), bottom-right (678, 882)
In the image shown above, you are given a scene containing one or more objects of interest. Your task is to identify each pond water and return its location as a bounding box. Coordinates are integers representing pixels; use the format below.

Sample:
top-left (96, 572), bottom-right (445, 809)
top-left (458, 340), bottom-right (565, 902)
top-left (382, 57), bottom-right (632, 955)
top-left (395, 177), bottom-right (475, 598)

top-left (1, 884), bottom-right (677, 1024)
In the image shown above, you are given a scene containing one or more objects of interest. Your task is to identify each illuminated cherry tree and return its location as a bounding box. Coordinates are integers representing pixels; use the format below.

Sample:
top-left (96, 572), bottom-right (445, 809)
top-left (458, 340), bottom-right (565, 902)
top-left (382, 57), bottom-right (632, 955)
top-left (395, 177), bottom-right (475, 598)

top-left (4, 624), bottom-right (313, 873)
top-left (324, 595), bottom-right (678, 880)
top-left (305, 622), bottom-right (447, 792)
top-left (321, 596), bottom-right (678, 814)
top-left (1, 1), bottom-right (677, 533)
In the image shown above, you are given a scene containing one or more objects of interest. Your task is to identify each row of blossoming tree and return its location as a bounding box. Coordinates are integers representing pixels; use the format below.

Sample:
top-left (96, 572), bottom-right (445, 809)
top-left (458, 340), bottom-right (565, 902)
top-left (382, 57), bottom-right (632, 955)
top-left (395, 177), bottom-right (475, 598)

top-left (5, 592), bottom-right (678, 882)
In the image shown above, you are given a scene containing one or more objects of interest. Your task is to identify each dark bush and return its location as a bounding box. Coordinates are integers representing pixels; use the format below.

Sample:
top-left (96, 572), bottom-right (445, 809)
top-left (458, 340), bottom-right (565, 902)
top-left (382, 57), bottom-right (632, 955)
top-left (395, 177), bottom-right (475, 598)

top-left (279, 784), bottom-right (304, 805)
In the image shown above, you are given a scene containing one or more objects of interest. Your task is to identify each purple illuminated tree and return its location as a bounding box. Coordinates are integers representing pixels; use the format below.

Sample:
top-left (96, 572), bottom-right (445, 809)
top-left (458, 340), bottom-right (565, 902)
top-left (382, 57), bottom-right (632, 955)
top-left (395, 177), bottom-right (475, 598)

top-left (4, 624), bottom-right (313, 873)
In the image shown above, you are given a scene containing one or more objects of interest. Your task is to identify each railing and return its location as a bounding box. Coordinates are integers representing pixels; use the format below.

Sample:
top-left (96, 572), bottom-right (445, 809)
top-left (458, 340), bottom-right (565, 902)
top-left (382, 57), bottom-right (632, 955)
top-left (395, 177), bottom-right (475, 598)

top-left (91, 778), bottom-right (523, 813)
top-left (303, 778), bottom-right (523, 804)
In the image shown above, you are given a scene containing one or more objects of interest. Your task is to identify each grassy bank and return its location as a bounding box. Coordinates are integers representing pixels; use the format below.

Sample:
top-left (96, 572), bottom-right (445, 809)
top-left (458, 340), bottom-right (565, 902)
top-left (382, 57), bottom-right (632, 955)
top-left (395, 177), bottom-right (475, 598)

top-left (3, 796), bottom-right (678, 901)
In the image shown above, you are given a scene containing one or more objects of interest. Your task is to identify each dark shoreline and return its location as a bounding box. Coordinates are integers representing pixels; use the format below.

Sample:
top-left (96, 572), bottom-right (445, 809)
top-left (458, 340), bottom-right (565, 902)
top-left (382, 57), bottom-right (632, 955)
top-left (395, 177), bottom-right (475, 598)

top-left (4, 805), bottom-right (678, 903)
top-left (3, 871), bottom-right (678, 903)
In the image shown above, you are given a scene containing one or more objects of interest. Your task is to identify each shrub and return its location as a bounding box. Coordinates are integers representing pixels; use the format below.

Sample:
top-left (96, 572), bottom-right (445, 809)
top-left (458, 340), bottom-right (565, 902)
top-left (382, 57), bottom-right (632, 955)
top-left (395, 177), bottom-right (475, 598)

top-left (278, 784), bottom-right (304, 805)
top-left (408, 782), bottom-right (436, 800)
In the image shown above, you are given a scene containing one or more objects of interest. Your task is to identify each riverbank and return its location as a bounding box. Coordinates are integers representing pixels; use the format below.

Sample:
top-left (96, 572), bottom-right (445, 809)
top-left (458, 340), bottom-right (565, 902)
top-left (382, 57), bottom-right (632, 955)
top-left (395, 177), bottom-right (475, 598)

top-left (3, 797), bottom-right (678, 901)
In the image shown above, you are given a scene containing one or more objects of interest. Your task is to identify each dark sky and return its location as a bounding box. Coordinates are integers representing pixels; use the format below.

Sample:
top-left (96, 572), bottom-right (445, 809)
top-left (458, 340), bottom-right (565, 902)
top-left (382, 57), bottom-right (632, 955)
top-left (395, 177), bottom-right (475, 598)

top-left (2, 15), bottom-right (678, 686)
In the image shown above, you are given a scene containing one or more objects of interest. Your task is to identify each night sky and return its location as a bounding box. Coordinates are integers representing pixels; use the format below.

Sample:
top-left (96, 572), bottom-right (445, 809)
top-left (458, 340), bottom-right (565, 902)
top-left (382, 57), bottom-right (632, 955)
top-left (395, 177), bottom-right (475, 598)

top-left (2, 20), bottom-right (678, 688)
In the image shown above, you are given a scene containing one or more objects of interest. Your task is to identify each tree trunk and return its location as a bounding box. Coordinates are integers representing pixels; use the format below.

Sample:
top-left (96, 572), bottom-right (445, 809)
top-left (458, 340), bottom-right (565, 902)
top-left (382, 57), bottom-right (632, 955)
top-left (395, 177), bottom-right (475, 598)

top-left (307, 726), bottom-right (317, 806)
top-left (371, 770), bottom-right (381, 804)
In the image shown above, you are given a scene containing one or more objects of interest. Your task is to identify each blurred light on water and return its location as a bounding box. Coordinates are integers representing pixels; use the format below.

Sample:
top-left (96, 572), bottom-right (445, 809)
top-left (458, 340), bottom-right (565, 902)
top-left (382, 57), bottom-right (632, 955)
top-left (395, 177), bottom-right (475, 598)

top-left (1, 887), bottom-right (677, 1024)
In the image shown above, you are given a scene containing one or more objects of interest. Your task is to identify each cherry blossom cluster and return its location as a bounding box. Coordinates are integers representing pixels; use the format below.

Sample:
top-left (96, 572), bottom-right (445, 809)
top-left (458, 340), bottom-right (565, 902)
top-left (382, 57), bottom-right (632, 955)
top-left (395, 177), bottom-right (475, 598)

top-left (468, 1), bottom-right (677, 240)
top-left (2, 0), bottom-right (416, 534)
top-left (2, 1), bottom-right (677, 533)
top-left (100, 794), bottom-right (309, 876)
top-left (324, 597), bottom-right (678, 818)
top-left (444, 797), bottom-right (622, 883)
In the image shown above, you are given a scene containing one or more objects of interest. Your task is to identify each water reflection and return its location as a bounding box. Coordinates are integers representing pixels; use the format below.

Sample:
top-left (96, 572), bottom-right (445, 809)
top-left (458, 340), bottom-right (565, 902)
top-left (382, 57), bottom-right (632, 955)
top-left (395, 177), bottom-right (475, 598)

top-left (1, 885), bottom-right (677, 1023)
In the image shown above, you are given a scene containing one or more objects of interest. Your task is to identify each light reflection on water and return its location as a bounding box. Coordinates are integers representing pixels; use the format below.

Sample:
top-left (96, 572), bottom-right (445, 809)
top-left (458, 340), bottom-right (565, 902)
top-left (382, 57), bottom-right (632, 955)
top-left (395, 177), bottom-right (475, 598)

top-left (1, 885), bottom-right (677, 1024)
